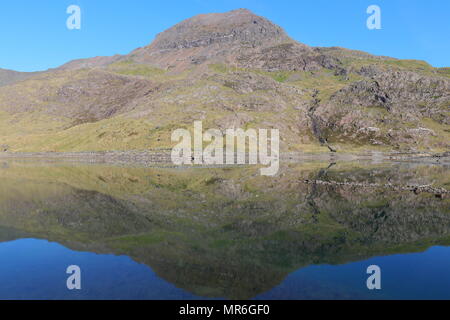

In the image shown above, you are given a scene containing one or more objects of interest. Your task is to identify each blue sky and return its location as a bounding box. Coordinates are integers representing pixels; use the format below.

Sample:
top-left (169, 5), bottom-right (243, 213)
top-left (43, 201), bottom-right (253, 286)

top-left (0, 0), bottom-right (448, 72)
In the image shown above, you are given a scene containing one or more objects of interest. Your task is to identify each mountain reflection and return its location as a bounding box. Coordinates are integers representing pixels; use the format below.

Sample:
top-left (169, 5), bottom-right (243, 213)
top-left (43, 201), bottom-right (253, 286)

top-left (0, 161), bottom-right (448, 299)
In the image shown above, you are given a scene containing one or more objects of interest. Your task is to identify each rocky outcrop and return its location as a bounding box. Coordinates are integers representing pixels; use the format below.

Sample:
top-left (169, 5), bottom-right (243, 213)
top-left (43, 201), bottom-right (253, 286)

top-left (150, 9), bottom-right (290, 50)
top-left (238, 42), bottom-right (342, 72)
top-left (333, 66), bottom-right (450, 115)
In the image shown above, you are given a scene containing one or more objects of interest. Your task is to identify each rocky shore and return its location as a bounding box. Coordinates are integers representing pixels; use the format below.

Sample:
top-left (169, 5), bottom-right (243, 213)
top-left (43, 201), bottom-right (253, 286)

top-left (0, 150), bottom-right (449, 165)
top-left (0, 150), bottom-right (173, 165)
top-left (304, 179), bottom-right (449, 197)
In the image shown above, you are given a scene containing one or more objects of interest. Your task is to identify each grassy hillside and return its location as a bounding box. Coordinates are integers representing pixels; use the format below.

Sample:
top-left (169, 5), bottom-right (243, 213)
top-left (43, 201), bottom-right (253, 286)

top-left (0, 58), bottom-right (448, 153)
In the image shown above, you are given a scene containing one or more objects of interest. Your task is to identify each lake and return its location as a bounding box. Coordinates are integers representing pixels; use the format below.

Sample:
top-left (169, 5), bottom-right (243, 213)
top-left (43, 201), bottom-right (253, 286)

top-left (0, 160), bottom-right (448, 299)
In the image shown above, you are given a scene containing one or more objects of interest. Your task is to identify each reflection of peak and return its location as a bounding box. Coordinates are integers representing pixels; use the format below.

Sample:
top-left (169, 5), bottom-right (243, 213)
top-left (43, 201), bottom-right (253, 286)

top-left (149, 8), bottom-right (291, 50)
top-left (1, 164), bottom-right (449, 299)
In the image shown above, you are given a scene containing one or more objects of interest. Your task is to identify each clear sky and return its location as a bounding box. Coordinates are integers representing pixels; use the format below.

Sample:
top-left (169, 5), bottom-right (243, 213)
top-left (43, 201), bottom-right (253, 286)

top-left (0, 0), bottom-right (448, 72)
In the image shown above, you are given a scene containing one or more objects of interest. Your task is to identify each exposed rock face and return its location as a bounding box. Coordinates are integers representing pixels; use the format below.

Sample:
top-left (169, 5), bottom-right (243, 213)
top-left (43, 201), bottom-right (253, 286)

top-left (128, 9), bottom-right (297, 71)
top-left (347, 66), bottom-right (450, 111)
top-left (326, 66), bottom-right (450, 143)
top-left (151, 9), bottom-right (290, 50)
top-left (130, 9), bottom-right (343, 74)
top-left (238, 42), bottom-right (342, 72)
top-left (331, 80), bottom-right (393, 110)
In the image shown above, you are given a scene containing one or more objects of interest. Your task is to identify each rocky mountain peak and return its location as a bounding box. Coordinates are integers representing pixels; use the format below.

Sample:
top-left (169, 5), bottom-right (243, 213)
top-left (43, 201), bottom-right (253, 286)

top-left (150, 8), bottom-right (291, 50)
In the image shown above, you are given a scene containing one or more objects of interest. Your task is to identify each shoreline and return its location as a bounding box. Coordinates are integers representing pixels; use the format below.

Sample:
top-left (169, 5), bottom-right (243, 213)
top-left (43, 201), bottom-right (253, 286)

top-left (0, 150), bottom-right (448, 166)
top-left (1, 150), bottom-right (448, 195)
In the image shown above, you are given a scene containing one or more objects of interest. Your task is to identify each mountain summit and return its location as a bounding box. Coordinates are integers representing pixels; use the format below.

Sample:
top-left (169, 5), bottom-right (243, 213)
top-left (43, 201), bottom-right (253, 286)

top-left (128, 8), bottom-right (313, 72)
top-left (150, 8), bottom-right (290, 50)
top-left (0, 9), bottom-right (448, 153)
top-left (127, 9), bottom-right (344, 74)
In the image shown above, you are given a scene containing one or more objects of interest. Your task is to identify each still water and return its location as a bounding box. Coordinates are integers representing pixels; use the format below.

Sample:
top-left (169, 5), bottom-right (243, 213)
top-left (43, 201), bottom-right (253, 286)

top-left (0, 160), bottom-right (448, 299)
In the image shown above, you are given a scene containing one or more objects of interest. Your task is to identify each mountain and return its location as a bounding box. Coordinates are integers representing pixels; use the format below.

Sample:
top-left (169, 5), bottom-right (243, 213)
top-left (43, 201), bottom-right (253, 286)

top-left (0, 8), bottom-right (448, 153)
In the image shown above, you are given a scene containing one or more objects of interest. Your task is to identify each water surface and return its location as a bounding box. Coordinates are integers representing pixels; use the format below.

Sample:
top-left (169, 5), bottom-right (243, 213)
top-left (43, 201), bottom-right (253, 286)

top-left (0, 160), bottom-right (448, 299)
